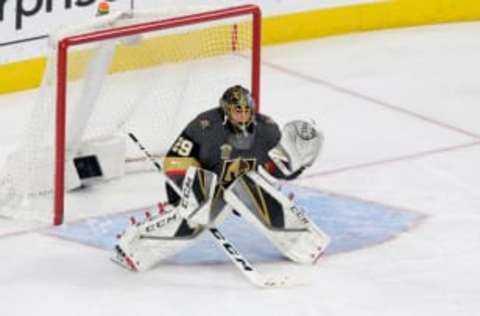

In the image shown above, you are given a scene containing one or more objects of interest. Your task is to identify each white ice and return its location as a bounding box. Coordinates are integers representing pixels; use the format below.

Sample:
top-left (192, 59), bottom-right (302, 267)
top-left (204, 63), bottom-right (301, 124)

top-left (1, 22), bottom-right (480, 315)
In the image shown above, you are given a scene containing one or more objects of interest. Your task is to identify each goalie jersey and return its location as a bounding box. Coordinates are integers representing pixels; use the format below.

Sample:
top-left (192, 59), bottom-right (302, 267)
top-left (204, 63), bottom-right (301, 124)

top-left (164, 107), bottom-right (293, 191)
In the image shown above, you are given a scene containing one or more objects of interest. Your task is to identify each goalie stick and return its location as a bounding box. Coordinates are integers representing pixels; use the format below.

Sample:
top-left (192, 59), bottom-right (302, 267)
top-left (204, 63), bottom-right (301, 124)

top-left (127, 132), bottom-right (306, 288)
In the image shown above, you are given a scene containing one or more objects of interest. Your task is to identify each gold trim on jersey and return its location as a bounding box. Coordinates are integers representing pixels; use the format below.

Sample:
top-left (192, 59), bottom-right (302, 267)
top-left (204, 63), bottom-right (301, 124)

top-left (220, 158), bottom-right (256, 186)
top-left (197, 169), bottom-right (207, 197)
top-left (239, 177), bottom-right (271, 226)
top-left (163, 157), bottom-right (200, 173)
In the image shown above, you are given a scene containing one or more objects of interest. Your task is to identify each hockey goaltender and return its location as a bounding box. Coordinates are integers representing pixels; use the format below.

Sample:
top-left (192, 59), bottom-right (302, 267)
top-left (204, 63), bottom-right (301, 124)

top-left (113, 85), bottom-right (330, 283)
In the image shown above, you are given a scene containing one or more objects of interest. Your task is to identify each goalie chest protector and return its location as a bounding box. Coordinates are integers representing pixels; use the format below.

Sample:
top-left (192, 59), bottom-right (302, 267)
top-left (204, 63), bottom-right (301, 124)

top-left (177, 108), bottom-right (281, 187)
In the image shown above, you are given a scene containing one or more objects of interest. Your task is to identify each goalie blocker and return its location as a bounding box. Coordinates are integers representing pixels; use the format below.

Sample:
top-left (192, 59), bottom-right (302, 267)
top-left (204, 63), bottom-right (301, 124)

top-left (113, 166), bottom-right (329, 270)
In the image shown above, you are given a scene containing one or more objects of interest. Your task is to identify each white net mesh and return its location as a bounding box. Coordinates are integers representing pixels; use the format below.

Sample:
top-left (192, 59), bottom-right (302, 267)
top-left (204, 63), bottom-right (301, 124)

top-left (0, 7), bottom-right (257, 224)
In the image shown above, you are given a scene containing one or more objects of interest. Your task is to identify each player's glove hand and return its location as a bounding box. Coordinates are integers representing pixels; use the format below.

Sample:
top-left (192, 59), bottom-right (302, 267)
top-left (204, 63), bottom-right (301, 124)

top-left (268, 120), bottom-right (323, 176)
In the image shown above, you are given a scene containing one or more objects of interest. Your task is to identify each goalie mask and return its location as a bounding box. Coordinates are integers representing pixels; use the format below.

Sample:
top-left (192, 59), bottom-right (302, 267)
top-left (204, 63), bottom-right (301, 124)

top-left (220, 85), bottom-right (256, 133)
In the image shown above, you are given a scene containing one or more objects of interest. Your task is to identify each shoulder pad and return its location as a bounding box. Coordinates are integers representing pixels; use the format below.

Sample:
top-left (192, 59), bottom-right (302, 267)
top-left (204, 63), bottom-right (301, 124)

top-left (256, 113), bottom-right (276, 125)
top-left (195, 108), bottom-right (223, 127)
top-left (197, 118), bottom-right (212, 130)
top-left (184, 108), bottom-right (222, 136)
top-left (264, 116), bottom-right (276, 125)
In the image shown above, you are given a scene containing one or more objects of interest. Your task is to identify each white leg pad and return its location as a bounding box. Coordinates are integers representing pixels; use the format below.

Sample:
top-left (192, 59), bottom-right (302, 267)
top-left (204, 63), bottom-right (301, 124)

top-left (224, 171), bottom-right (330, 264)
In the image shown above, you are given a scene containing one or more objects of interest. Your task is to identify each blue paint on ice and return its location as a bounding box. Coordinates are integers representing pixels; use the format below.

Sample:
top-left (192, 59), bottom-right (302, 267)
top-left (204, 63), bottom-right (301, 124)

top-left (47, 184), bottom-right (424, 264)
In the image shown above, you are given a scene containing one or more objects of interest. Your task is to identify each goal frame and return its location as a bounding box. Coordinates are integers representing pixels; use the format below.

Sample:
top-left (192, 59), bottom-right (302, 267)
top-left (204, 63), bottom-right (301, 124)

top-left (53, 4), bottom-right (262, 225)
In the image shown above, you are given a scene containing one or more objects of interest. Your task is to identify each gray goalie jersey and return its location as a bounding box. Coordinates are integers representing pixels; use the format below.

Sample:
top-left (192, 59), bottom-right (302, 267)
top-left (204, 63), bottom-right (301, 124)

top-left (164, 107), bottom-right (282, 188)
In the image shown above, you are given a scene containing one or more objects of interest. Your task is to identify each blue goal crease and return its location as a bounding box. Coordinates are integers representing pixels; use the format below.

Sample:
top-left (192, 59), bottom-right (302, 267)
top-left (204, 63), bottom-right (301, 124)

top-left (47, 184), bottom-right (425, 264)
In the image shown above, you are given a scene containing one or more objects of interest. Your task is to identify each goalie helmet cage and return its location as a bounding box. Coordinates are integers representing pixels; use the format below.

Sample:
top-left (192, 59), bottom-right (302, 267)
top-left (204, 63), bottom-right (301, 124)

top-left (0, 5), bottom-right (261, 225)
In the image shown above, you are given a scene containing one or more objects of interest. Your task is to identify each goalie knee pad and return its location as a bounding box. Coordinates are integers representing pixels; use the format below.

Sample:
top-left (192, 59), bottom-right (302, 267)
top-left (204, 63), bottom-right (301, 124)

top-left (224, 171), bottom-right (330, 264)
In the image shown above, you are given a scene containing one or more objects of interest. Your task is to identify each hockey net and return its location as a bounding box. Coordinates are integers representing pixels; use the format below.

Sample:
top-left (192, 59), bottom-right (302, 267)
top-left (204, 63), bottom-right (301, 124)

top-left (0, 5), bottom-right (261, 225)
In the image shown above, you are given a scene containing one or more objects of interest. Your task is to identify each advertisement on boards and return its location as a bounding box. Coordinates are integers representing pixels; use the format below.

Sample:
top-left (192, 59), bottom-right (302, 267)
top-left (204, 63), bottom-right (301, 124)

top-left (0, 0), bottom-right (378, 64)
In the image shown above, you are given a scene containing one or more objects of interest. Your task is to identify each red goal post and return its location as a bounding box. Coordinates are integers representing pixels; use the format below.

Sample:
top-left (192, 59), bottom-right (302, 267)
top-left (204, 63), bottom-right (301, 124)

top-left (0, 5), bottom-right (261, 226)
top-left (52, 5), bottom-right (262, 225)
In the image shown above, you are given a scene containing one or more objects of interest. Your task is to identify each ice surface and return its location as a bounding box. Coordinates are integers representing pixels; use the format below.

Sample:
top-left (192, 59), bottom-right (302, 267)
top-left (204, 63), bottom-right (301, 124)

top-left (1, 22), bottom-right (480, 316)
